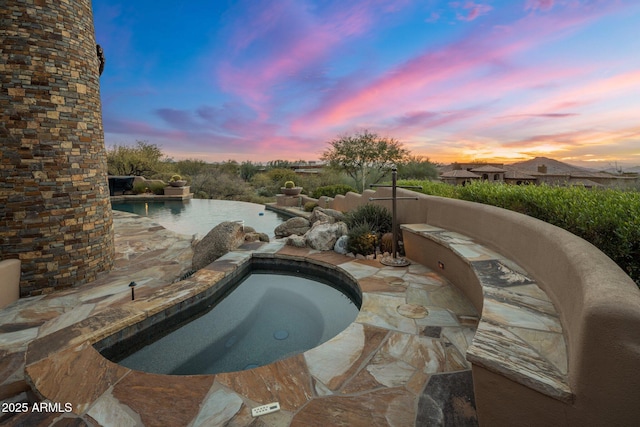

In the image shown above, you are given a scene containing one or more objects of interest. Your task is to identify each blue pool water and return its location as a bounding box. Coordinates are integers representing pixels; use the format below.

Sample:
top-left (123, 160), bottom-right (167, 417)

top-left (111, 199), bottom-right (288, 237)
top-left (118, 270), bottom-right (359, 375)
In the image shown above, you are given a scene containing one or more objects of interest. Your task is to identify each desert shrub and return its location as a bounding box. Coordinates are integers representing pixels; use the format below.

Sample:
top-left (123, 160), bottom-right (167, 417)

top-left (132, 182), bottom-right (148, 194)
top-left (250, 173), bottom-right (276, 197)
top-left (347, 222), bottom-right (378, 256)
top-left (344, 203), bottom-right (392, 234)
top-left (265, 168), bottom-right (297, 187)
top-left (304, 202), bottom-right (318, 212)
top-left (312, 184), bottom-right (357, 199)
top-left (239, 161), bottom-right (259, 181)
top-left (189, 169), bottom-right (254, 200)
top-left (148, 182), bottom-right (165, 195)
top-left (250, 170), bottom-right (299, 196)
top-left (396, 155), bottom-right (439, 180)
top-left (174, 159), bottom-right (210, 177)
top-left (194, 191), bottom-right (209, 199)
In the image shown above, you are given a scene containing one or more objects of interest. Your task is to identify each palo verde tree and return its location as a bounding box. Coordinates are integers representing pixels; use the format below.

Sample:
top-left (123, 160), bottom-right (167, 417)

top-left (321, 130), bottom-right (409, 192)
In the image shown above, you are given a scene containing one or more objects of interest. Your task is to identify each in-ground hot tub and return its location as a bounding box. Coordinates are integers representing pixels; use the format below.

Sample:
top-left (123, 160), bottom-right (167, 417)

top-left (96, 257), bottom-right (361, 375)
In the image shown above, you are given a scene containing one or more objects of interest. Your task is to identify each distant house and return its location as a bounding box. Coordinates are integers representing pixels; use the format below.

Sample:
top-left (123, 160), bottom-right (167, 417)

top-left (440, 159), bottom-right (638, 188)
top-left (291, 161), bottom-right (326, 175)
top-left (440, 169), bottom-right (482, 186)
top-left (470, 165), bottom-right (506, 182)
top-left (503, 169), bottom-right (537, 185)
top-left (524, 165), bottom-right (629, 188)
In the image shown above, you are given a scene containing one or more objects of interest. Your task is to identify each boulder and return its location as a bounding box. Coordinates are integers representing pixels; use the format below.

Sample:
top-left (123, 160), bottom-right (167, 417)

top-left (285, 235), bottom-right (307, 248)
top-left (315, 207), bottom-right (345, 223)
top-left (192, 221), bottom-right (245, 270)
top-left (274, 217), bottom-right (310, 238)
top-left (309, 209), bottom-right (334, 225)
top-left (245, 232), bottom-right (270, 242)
top-left (334, 235), bottom-right (349, 254)
top-left (306, 221), bottom-right (348, 251)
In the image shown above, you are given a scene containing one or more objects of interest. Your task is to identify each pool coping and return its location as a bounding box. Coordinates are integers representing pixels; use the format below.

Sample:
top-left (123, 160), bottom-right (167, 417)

top-left (93, 255), bottom-right (364, 364)
top-left (23, 242), bottom-right (480, 425)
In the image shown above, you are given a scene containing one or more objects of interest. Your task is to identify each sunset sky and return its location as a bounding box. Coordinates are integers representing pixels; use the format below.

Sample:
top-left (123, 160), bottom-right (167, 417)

top-left (93, 0), bottom-right (640, 168)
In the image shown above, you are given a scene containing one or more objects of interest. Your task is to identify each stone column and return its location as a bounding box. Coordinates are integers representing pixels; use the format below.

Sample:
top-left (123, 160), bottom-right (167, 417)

top-left (0, 0), bottom-right (114, 296)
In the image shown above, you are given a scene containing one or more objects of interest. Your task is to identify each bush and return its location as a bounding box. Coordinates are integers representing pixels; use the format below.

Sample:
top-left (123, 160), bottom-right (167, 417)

top-left (396, 155), bottom-right (439, 180)
top-left (347, 222), bottom-right (378, 256)
top-left (132, 182), bottom-right (148, 194)
top-left (312, 184), bottom-right (357, 199)
top-left (265, 168), bottom-right (297, 188)
top-left (344, 203), bottom-right (392, 234)
top-left (148, 182), bottom-right (165, 195)
top-left (404, 179), bottom-right (640, 287)
top-left (398, 179), bottom-right (457, 198)
top-left (304, 202), bottom-right (318, 212)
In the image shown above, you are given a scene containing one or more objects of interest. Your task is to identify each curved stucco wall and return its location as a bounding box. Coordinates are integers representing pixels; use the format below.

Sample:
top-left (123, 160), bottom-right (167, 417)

top-left (334, 187), bottom-right (640, 425)
top-left (0, 0), bottom-right (114, 296)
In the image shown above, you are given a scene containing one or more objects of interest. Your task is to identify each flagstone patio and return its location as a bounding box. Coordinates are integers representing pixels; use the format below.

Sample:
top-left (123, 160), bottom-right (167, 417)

top-left (1, 211), bottom-right (479, 426)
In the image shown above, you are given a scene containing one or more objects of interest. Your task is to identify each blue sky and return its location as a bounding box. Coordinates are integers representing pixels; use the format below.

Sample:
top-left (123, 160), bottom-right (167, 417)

top-left (93, 0), bottom-right (640, 167)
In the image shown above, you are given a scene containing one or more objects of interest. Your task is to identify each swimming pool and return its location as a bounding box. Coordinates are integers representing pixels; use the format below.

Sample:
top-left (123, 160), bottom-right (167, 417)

top-left (111, 199), bottom-right (289, 237)
top-left (97, 258), bottom-right (361, 375)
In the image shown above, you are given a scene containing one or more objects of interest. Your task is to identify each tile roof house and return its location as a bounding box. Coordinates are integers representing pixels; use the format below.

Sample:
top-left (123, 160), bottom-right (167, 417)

top-left (440, 169), bottom-right (482, 186)
top-left (439, 160), bottom-right (638, 188)
top-left (470, 165), bottom-right (506, 182)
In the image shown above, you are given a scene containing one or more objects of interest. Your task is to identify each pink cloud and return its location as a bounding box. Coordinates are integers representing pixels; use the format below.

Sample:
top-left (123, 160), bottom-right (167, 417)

top-left (496, 69), bottom-right (640, 125)
top-left (103, 116), bottom-right (189, 142)
top-left (291, 2), bottom-right (627, 137)
top-left (104, 102), bottom-right (327, 162)
top-left (454, 2), bottom-right (493, 21)
top-left (215, 0), bottom-right (413, 118)
top-left (525, 0), bottom-right (555, 12)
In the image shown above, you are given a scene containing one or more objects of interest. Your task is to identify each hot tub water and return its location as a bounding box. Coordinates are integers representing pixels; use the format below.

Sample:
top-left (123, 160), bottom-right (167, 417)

top-left (117, 270), bottom-right (359, 375)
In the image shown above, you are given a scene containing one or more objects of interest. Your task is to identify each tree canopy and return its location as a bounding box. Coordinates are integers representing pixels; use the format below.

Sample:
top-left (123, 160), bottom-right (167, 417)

top-left (396, 155), bottom-right (439, 180)
top-left (106, 141), bottom-right (167, 176)
top-left (321, 130), bottom-right (409, 192)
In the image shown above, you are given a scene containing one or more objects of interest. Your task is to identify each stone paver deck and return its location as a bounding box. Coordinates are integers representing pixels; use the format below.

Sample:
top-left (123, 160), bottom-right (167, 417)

top-left (1, 211), bottom-right (479, 426)
top-left (402, 224), bottom-right (570, 402)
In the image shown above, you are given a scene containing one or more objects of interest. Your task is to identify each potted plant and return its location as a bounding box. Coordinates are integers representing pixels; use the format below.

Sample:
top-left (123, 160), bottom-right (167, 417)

top-left (281, 180), bottom-right (302, 196)
top-left (169, 174), bottom-right (187, 187)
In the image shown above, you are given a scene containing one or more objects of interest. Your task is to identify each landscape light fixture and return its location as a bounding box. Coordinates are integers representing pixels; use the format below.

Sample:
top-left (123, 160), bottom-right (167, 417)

top-left (129, 281), bottom-right (137, 300)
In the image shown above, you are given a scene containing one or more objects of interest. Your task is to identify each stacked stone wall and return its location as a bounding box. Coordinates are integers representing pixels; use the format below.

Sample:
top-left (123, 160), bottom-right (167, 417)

top-left (0, 0), bottom-right (114, 296)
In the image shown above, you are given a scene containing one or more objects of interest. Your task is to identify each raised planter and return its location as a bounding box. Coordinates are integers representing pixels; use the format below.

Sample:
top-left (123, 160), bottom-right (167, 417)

top-left (169, 180), bottom-right (187, 187)
top-left (281, 187), bottom-right (302, 196)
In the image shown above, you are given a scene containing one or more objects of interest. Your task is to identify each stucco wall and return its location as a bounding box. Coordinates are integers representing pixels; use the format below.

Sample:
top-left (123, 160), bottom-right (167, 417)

top-left (333, 187), bottom-right (640, 425)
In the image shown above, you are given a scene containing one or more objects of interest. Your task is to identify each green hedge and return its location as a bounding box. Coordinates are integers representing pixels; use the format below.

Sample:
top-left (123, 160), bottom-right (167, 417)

top-left (399, 180), bottom-right (640, 286)
top-left (312, 184), bottom-right (357, 199)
